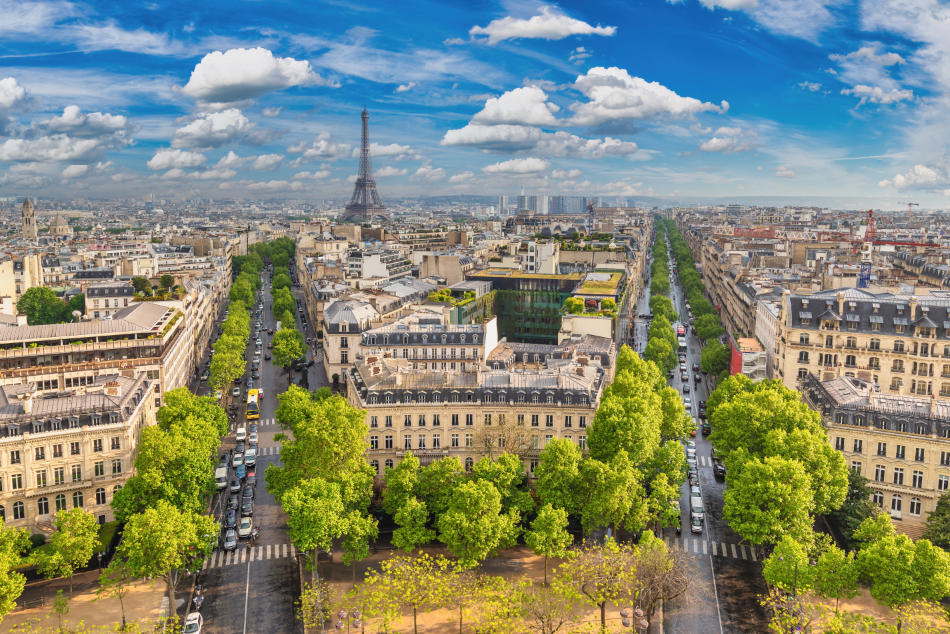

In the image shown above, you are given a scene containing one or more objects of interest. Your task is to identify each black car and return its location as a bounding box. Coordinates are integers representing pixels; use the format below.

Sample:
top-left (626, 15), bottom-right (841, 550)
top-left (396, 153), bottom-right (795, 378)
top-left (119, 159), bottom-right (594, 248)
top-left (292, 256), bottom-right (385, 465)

top-left (701, 421), bottom-right (711, 436)
top-left (692, 363), bottom-right (700, 373)
top-left (713, 461), bottom-right (727, 479)
top-left (235, 441), bottom-right (245, 454)
top-left (224, 508), bottom-right (237, 529)
top-left (228, 494), bottom-right (239, 510)
top-left (242, 485), bottom-right (254, 501)
top-left (241, 500), bottom-right (253, 516)
top-left (252, 371), bottom-right (260, 379)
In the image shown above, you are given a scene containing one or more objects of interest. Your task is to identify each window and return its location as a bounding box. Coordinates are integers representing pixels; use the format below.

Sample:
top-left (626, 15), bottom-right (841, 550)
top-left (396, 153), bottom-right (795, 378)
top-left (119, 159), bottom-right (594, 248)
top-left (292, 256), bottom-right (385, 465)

top-left (896, 445), bottom-right (906, 460)
top-left (834, 437), bottom-right (845, 451)
top-left (112, 459), bottom-right (121, 474)
top-left (465, 433), bottom-right (473, 447)
top-left (370, 460), bottom-right (379, 474)
top-left (915, 448), bottom-right (925, 462)
top-left (433, 415), bottom-right (440, 427)
top-left (55, 494), bottom-right (67, 512)
top-left (484, 414), bottom-right (492, 425)
top-left (913, 470), bottom-right (924, 488)
top-left (340, 350), bottom-right (348, 364)
top-left (451, 414), bottom-right (459, 426)
top-left (72, 491), bottom-right (83, 508)
top-left (37, 497), bottom-right (49, 516)
top-left (878, 442), bottom-right (887, 457)
top-left (93, 439), bottom-right (103, 452)
top-left (942, 451), bottom-right (950, 466)
top-left (517, 414), bottom-right (525, 426)
top-left (799, 333), bottom-right (809, 345)
top-left (110, 436), bottom-right (120, 450)
top-left (432, 435), bottom-right (441, 449)
top-left (851, 461), bottom-right (862, 473)
top-left (798, 368), bottom-right (809, 379)
top-left (403, 435), bottom-right (412, 450)
top-left (94, 461), bottom-right (104, 477)
top-left (894, 468), bottom-right (904, 485)
top-left (385, 459), bottom-right (394, 471)
top-left (465, 414), bottom-right (473, 426)
top-left (798, 351), bottom-right (809, 363)
top-left (874, 465), bottom-right (885, 482)
top-left (853, 439), bottom-right (863, 453)
top-left (564, 415), bottom-right (572, 428)
top-left (872, 491), bottom-right (884, 507)
top-left (940, 475), bottom-right (949, 491)
top-left (71, 465), bottom-right (81, 482)
top-left (465, 457), bottom-right (474, 471)
top-left (53, 467), bottom-right (64, 485)
top-left (845, 355), bottom-right (856, 367)
top-left (418, 415), bottom-right (426, 427)
top-left (531, 415), bottom-right (539, 427)
top-left (10, 473), bottom-right (22, 491)
top-left (52, 444), bottom-right (63, 458)
top-left (404, 415), bottom-right (411, 427)
top-left (418, 436), bottom-right (426, 449)
top-left (579, 416), bottom-right (587, 428)
top-left (70, 442), bottom-right (80, 456)
top-left (383, 434), bottom-right (392, 449)
top-left (385, 416), bottom-right (393, 428)
top-left (370, 416), bottom-right (378, 429)
top-left (12, 501), bottom-right (24, 520)
top-left (891, 495), bottom-right (902, 513)
top-left (545, 415), bottom-right (554, 427)
top-left (369, 435), bottom-right (379, 450)
top-left (910, 497), bottom-right (922, 516)
top-left (35, 470), bottom-right (46, 488)
top-left (451, 433), bottom-right (459, 448)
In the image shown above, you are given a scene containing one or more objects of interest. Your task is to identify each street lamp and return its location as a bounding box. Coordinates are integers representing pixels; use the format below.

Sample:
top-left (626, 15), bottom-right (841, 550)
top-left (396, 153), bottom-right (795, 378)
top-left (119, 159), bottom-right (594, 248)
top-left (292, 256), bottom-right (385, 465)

top-left (620, 606), bottom-right (649, 633)
top-left (335, 608), bottom-right (362, 633)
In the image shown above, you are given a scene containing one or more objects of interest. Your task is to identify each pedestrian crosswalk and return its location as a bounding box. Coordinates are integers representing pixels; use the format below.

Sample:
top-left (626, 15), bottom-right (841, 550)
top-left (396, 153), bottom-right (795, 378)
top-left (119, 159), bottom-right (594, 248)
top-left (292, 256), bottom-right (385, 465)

top-left (253, 418), bottom-right (281, 431)
top-left (256, 445), bottom-right (280, 456)
top-left (663, 536), bottom-right (758, 562)
top-left (202, 542), bottom-right (297, 569)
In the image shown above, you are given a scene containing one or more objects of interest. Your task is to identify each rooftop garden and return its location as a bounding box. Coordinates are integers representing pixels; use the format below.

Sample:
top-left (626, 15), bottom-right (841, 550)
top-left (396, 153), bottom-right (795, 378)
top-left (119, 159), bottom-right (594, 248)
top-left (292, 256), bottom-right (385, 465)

top-left (576, 271), bottom-right (623, 296)
top-left (473, 268), bottom-right (582, 280)
top-left (562, 296), bottom-right (617, 318)
top-left (427, 289), bottom-right (478, 307)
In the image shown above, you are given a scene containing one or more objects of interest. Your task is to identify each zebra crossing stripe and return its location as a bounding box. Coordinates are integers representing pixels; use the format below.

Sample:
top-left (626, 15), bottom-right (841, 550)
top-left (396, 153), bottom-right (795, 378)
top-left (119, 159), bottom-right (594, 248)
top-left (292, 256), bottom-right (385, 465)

top-left (730, 543), bottom-right (738, 559)
top-left (750, 546), bottom-right (757, 561)
top-left (740, 545), bottom-right (748, 560)
top-left (266, 544), bottom-right (273, 560)
top-left (702, 540), bottom-right (708, 555)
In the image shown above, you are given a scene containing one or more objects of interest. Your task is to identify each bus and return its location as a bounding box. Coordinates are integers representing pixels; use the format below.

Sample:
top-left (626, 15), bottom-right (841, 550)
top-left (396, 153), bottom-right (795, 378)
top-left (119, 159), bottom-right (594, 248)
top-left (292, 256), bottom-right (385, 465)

top-left (246, 389), bottom-right (260, 420)
top-left (675, 324), bottom-right (686, 337)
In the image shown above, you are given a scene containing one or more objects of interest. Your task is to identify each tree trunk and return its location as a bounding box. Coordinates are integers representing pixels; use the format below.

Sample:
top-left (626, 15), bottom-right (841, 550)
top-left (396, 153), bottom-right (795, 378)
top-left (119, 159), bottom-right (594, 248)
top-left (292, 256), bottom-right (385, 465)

top-left (413, 606), bottom-right (418, 634)
top-left (166, 576), bottom-right (177, 620)
top-left (599, 602), bottom-right (606, 632)
top-left (543, 554), bottom-right (548, 586)
top-left (119, 594), bottom-right (127, 632)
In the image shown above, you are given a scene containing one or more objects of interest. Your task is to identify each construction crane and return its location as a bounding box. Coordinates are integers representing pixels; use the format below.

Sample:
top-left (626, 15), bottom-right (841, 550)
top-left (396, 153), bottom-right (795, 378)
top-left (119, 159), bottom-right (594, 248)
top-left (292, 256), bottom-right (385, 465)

top-left (899, 201), bottom-right (919, 221)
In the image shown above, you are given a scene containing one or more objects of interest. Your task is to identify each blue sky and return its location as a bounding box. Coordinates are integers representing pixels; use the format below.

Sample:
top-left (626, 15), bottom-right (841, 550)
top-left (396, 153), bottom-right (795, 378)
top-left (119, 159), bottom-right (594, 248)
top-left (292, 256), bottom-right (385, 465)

top-left (1, 0), bottom-right (949, 205)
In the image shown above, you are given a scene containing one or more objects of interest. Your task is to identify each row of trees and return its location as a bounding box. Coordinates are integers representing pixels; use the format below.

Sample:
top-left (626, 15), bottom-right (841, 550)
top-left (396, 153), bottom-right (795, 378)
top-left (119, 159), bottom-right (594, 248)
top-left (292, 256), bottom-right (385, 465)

top-left (315, 534), bottom-right (687, 634)
top-left (15, 287), bottom-right (85, 325)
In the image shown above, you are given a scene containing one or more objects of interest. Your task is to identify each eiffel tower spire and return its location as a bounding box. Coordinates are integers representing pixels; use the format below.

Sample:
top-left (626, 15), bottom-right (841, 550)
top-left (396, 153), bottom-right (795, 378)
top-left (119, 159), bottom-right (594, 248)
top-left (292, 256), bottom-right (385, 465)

top-left (343, 108), bottom-right (389, 223)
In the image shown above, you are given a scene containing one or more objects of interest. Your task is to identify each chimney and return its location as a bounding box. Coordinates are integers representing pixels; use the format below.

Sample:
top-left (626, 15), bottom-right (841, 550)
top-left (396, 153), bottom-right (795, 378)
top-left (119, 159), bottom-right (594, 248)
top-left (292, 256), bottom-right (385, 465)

top-left (104, 380), bottom-right (120, 397)
top-left (16, 314), bottom-right (27, 327)
top-left (20, 390), bottom-right (34, 414)
top-left (909, 296), bottom-right (918, 322)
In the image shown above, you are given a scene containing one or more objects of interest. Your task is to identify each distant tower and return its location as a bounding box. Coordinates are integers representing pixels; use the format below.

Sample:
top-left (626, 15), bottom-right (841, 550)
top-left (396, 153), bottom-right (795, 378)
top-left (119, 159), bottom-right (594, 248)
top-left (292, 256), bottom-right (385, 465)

top-left (22, 198), bottom-right (37, 241)
top-left (343, 109), bottom-right (389, 223)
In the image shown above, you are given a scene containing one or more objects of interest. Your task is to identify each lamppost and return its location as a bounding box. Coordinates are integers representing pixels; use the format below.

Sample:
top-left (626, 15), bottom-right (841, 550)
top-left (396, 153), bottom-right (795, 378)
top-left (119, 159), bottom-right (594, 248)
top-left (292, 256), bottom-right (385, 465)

top-left (335, 608), bottom-right (362, 633)
top-left (620, 606), bottom-right (649, 633)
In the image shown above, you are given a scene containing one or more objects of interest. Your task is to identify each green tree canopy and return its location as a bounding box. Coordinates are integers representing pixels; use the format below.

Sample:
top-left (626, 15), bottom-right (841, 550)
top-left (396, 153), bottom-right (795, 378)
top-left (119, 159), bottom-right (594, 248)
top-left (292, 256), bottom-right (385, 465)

top-left (437, 479), bottom-right (520, 568)
top-left (700, 341), bottom-right (730, 376)
top-left (534, 438), bottom-right (582, 514)
top-left (524, 504), bottom-right (572, 585)
top-left (392, 497), bottom-right (436, 553)
top-left (924, 491), bottom-right (950, 550)
top-left (16, 287), bottom-right (80, 324)
top-left (272, 328), bottom-right (305, 369)
top-left (694, 313), bottom-right (724, 341)
top-left (0, 523), bottom-right (29, 621)
top-left (38, 508), bottom-right (99, 594)
top-left (272, 272), bottom-right (292, 290)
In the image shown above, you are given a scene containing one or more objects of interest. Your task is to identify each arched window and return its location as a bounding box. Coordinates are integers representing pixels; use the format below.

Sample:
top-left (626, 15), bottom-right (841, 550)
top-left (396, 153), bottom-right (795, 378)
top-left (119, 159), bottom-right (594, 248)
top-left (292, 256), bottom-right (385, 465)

top-left (441, 334), bottom-right (447, 344)
top-left (72, 491), bottom-right (84, 508)
top-left (370, 460), bottom-right (379, 474)
top-left (55, 494), bottom-right (67, 512)
top-left (384, 459), bottom-right (394, 471)
top-left (460, 334), bottom-right (466, 343)
top-left (464, 457), bottom-right (474, 471)
top-left (12, 501), bottom-right (24, 520)
top-left (910, 497), bottom-right (922, 516)
top-left (37, 497), bottom-right (49, 516)
top-left (95, 488), bottom-right (106, 505)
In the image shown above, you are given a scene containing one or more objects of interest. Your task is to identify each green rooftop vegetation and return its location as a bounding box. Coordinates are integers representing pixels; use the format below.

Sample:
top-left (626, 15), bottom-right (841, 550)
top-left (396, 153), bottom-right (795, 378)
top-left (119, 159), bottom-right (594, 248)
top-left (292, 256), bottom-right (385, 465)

top-left (576, 271), bottom-right (623, 295)
top-left (472, 268), bottom-right (582, 280)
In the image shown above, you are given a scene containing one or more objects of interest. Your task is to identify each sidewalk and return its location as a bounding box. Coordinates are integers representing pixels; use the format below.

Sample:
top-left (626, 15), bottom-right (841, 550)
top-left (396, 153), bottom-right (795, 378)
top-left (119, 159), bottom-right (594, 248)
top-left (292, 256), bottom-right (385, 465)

top-left (1, 569), bottom-right (166, 633)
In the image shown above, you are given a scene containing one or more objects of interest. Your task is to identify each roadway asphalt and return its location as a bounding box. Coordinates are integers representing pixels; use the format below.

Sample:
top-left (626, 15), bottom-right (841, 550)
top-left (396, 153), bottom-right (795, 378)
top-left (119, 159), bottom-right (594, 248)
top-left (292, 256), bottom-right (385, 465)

top-left (189, 272), bottom-right (326, 634)
top-left (631, 244), bottom-right (768, 633)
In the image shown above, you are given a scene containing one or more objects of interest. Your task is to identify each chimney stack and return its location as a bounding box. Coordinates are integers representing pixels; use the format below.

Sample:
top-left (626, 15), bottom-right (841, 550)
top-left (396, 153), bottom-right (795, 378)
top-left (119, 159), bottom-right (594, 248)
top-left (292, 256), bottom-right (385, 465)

top-left (16, 314), bottom-right (27, 327)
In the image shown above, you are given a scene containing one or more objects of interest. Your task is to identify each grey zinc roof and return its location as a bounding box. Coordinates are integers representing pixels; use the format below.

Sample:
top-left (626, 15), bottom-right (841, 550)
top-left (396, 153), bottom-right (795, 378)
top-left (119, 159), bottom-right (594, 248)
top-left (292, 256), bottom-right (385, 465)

top-left (0, 302), bottom-right (172, 344)
top-left (324, 300), bottom-right (379, 327)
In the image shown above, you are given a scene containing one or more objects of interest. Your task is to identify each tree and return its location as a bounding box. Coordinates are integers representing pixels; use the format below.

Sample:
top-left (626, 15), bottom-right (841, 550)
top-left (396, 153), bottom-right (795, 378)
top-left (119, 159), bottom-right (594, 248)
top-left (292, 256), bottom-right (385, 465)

top-left (762, 535), bottom-right (812, 592)
top-left (279, 310), bottom-right (295, 330)
top-left (438, 480), bottom-right (520, 568)
top-left (722, 456), bottom-right (814, 546)
top-left (272, 328), bottom-right (305, 369)
top-left (648, 294), bottom-right (675, 322)
top-left (924, 491), bottom-right (950, 550)
top-left (813, 545), bottom-right (860, 615)
top-left (118, 500), bottom-right (216, 616)
top-left (828, 472), bottom-right (879, 550)
top-left (516, 581), bottom-right (582, 634)
top-left (700, 341), bottom-right (730, 375)
top-left (554, 538), bottom-right (636, 630)
top-left (354, 552), bottom-right (454, 634)
top-left (644, 337), bottom-right (675, 375)
top-left (694, 313), bottom-right (724, 341)
top-left (208, 348), bottom-right (245, 393)
top-left (631, 530), bottom-right (689, 618)
top-left (16, 287), bottom-right (73, 325)
top-left (0, 523), bottom-right (29, 621)
top-left (283, 477), bottom-right (345, 584)
top-left (39, 508), bottom-right (99, 595)
top-left (131, 276), bottom-right (152, 296)
top-left (96, 558), bottom-right (135, 630)
top-left (159, 274), bottom-right (175, 289)
top-left (577, 451), bottom-right (648, 535)
top-left (534, 439), bottom-right (582, 514)
top-left (563, 297), bottom-right (584, 314)
top-left (273, 272), bottom-right (292, 290)
top-left (382, 452), bottom-right (420, 516)
top-left (392, 497), bottom-right (436, 553)
top-left (524, 504), bottom-right (572, 585)
top-left (416, 457), bottom-right (466, 518)
top-left (471, 453), bottom-right (534, 516)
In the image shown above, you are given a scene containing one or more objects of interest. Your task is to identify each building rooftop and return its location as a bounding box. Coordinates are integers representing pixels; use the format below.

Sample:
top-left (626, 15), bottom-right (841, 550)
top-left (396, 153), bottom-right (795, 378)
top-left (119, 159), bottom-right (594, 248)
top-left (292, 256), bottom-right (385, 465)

top-left (0, 302), bottom-right (174, 344)
top-left (575, 271), bottom-right (623, 296)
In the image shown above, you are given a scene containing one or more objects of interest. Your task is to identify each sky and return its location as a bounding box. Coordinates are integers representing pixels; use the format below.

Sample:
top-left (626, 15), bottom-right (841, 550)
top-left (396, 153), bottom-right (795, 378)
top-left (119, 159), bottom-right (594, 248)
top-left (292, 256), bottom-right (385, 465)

top-left (1, 0), bottom-right (949, 206)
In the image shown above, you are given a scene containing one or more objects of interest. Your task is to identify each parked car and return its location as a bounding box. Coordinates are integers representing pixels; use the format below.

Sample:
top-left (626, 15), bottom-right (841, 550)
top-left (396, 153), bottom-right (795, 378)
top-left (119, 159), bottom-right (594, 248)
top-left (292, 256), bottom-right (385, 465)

top-left (235, 441), bottom-right (245, 454)
top-left (238, 516), bottom-right (253, 538)
top-left (200, 370), bottom-right (209, 381)
top-left (683, 384), bottom-right (690, 394)
top-left (248, 432), bottom-right (258, 445)
top-left (241, 499), bottom-right (253, 516)
top-left (236, 464), bottom-right (246, 480)
top-left (224, 508), bottom-right (237, 529)
top-left (268, 329), bottom-right (274, 335)
top-left (693, 363), bottom-right (700, 373)
top-left (691, 515), bottom-right (704, 534)
top-left (223, 529), bottom-right (237, 551)
top-left (264, 353), bottom-right (271, 360)
top-left (184, 612), bottom-right (203, 634)
top-left (701, 421), bottom-right (711, 436)
top-left (232, 453), bottom-right (244, 468)
top-left (242, 484), bottom-right (254, 501)
top-left (228, 494), bottom-right (239, 510)
top-left (714, 461), bottom-right (727, 479)
top-left (244, 447), bottom-right (257, 466)
top-left (246, 469), bottom-right (257, 487)
top-left (231, 387), bottom-right (241, 397)
top-left (229, 479), bottom-right (241, 493)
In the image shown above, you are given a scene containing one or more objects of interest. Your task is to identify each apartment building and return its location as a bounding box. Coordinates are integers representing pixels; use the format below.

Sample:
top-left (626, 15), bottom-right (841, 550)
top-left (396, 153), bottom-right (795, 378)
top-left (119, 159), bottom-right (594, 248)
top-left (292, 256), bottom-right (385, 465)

top-left (802, 373), bottom-right (950, 538)
top-left (85, 281), bottom-right (134, 319)
top-left (346, 249), bottom-right (412, 287)
top-left (0, 373), bottom-right (157, 530)
top-left (358, 315), bottom-right (498, 372)
top-left (347, 335), bottom-right (613, 474)
top-left (775, 288), bottom-right (950, 399)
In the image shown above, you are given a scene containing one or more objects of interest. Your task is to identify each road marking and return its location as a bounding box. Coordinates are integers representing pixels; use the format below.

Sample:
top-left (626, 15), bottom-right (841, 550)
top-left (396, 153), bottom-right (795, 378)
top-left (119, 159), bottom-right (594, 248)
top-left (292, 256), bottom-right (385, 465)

top-left (240, 547), bottom-right (247, 563)
top-left (266, 544), bottom-right (273, 559)
top-left (709, 555), bottom-right (725, 634)
top-left (751, 546), bottom-right (757, 562)
top-left (242, 550), bottom-right (251, 634)
top-left (730, 543), bottom-right (738, 558)
top-left (740, 545), bottom-right (748, 560)
top-left (702, 540), bottom-right (708, 555)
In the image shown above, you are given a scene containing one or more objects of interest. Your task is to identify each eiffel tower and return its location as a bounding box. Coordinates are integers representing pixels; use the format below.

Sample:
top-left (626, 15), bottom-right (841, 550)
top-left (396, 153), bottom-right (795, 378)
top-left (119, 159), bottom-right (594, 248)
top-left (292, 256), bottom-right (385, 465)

top-left (343, 108), bottom-right (390, 223)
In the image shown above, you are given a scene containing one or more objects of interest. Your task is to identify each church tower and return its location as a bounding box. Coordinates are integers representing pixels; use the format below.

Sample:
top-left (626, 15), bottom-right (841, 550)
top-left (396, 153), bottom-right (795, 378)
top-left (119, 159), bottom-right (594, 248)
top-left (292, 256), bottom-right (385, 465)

top-left (22, 198), bottom-right (38, 241)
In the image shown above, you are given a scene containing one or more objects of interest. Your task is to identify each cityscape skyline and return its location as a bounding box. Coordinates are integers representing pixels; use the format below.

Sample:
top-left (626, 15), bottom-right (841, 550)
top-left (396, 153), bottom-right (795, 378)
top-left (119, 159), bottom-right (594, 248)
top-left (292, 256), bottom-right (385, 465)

top-left (1, 1), bottom-right (950, 206)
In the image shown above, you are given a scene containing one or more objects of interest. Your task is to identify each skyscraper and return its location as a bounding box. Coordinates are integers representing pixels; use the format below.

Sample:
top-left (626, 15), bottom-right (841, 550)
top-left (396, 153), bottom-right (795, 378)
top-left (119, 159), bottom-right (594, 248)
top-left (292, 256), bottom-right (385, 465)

top-left (343, 109), bottom-right (390, 223)
top-left (22, 198), bottom-right (37, 241)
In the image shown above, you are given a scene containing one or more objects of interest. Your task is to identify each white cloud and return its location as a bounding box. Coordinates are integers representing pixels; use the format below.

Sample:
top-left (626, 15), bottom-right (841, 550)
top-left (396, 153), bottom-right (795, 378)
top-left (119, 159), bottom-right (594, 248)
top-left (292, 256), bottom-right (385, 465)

top-left (775, 165), bottom-right (796, 178)
top-left (0, 77), bottom-right (28, 112)
top-left (878, 164), bottom-right (944, 189)
top-left (482, 157), bottom-right (550, 174)
top-left (352, 142), bottom-right (420, 161)
top-left (470, 6), bottom-right (616, 45)
top-left (376, 165), bottom-right (408, 177)
top-left (182, 47), bottom-right (329, 104)
top-left (442, 123), bottom-right (542, 152)
top-left (536, 132), bottom-right (640, 158)
top-left (61, 164), bottom-right (88, 178)
top-left (191, 167), bottom-right (237, 180)
top-left (67, 21), bottom-right (187, 56)
top-left (0, 135), bottom-right (106, 162)
top-left (569, 46), bottom-right (592, 63)
top-left (692, 0), bottom-right (837, 42)
top-left (449, 171), bottom-right (474, 184)
top-left (215, 150), bottom-right (247, 168)
top-left (261, 107), bottom-right (282, 117)
top-left (570, 66), bottom-right (727, 125)
top-left (288, 132), bottom-right (351, 160)
top-left (245, 179), bottom-right (304, 192)
top-left (396, 82), bottom-right (416, 93)
top-left (411, 164), bottom-right (446, 183)
top-left (292, 170), bottom-right (331, 180)
top-left (699, 127), bottom-right (756, 153)
top-left (472, 86), bottom-right (560, 126)
top-left (147, 148), bottom-right (206, 171)
top-left (161, 168), bottom-right (186, 180)
top-left (798, 81), bottom-right (822, 92)
top-left (40, 105), bottom-right (129, 137)
top-left (251, 153), bottom-right (282, 171)
top-left (552, 168), bottom-right (582, 179)
top-left (841, 85), bottom-right (913, 105)
top-left (172, 109), bottom-right (252, 149)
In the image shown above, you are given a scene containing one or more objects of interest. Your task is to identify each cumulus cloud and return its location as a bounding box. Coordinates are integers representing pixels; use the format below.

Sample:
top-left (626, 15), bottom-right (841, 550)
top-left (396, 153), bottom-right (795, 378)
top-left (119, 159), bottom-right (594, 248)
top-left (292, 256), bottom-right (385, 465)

top-left (0, 77), bottom-right (29, 113)
top-left (182, 47), bottom-right (331, 104)
top-left (552, 168), bottom-right (582, 179)
top-left (775, 165), bottom-right (796, 178)
top-left (449, 171), bottom-right (474, 184)
top-left (288, 132), bottom-right (351, 160)
top-left (61, 164), bottom-right (89, 178)
top-left (830, 44), bottom-right (912, 105)
top-left (147, 148), bottom-right (206, 171)
top-left (246, 179), bottom-right (304, 192)
top-left (699, 127), bottom-right (756, 153)
top-left (690, 0), bottom-right (837, 42)
top-left (0, 135), bottom-right (106, 162)
top-left (470, 6), bottom-right (616, 45)
top-left (798, 81), bottom-right (822, 92)
top-left (411, 164), bottom-right (446, 183)
top-left (215, 150), bottom-right (247, 168)
top-left (352, 142), bottom-right (420, 161)
top-left (395, 82), bottom-right (416, 93)
top-left (472, 86), bottom-right (560, 126)
top-left (251, 153), bottom-right (283, 171)
top-left (39, 105), bottom-right (129, 137)
top-left (171, 109), bottom-right (252, 149)
top-left (841, 85), bottom-right (913, 105)
top-left (441, 123), bottom-right (640, 159)
top-left (292, 170), bottom-right (331, 180)
top-left (878, 164), bottom-right (944, 189)
top-left (570, 67), bottom-right (726, 125)
top-left (261, 107), bottom-right (282, 117)
top-left (191, 167), bottom-right (237, 180)
top-left (482, 157), bottom-right (550, 174)
top-left (376, 165), bottom-right (408, 177)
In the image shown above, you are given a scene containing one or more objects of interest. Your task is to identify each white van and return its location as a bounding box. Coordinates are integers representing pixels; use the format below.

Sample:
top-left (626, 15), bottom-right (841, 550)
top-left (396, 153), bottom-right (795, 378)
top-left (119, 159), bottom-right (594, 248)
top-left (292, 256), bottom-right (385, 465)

top-left (690, 496), bottom-right (704, 523)
top-left (215, 466), bottom-right (228, 490)
top-left (236, 426), bottom-right (247, 442)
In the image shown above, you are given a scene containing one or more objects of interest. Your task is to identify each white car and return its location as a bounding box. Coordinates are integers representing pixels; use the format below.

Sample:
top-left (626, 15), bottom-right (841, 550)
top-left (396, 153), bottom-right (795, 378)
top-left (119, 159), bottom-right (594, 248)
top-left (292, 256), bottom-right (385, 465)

top-left (248, 431), bottom-right (258, 445)
top-left (244, 447), bottom-right (257, 466)
top-left (236, 426), bottom-right (247, 442)
top-left (238, 516), bottom-right (253, 538)
top-left (232, 452), bottom-right (244, 468)
top-left (231, 387), bottom-right (241, 397)
top-left (184, 612), bottom-right (202, 634)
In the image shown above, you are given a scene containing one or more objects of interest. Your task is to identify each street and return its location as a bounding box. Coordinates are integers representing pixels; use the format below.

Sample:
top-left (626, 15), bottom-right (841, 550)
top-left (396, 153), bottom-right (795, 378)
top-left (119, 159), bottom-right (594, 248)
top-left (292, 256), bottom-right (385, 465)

top-left (631, 239), bottom-right (768, 633)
